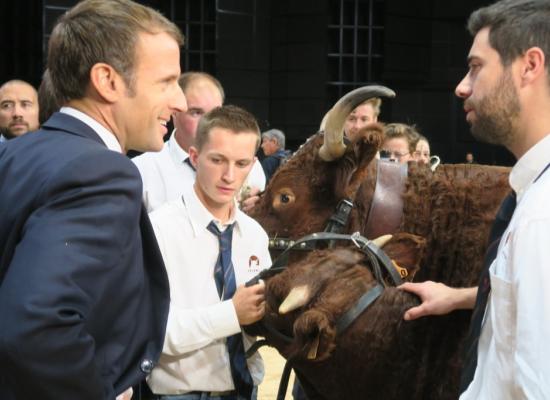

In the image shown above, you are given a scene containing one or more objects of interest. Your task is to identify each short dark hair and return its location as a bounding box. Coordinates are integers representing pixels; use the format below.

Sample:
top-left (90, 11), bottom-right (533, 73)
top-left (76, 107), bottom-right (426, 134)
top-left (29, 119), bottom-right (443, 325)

top-left (468, 0), bottom-right (550, 78)
top-left (178, 72), bottom-right (225, 103)
top-left (195, 105), bottom-right (260, 151)
top-left (38, 70), bottom-right (60, 124)
top-left (48, 0), bottom-right (183, 103)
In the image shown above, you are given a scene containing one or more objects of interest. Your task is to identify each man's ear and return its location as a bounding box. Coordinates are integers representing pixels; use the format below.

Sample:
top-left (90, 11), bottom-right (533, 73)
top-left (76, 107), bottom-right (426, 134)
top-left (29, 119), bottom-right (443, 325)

top-left (89, 63), bottom-right (125, 103)
top-left (188, 145), bottom-right (199, 169)
top-left (379, 232), bottom-right (426, 281)
top-left (519, 46), bottom-right (546, 87)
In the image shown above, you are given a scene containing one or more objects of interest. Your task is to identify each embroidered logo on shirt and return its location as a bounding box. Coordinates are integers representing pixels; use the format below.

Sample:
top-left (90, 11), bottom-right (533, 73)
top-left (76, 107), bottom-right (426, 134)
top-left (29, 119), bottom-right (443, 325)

top-left (248, 255), bottom-right (260, 273)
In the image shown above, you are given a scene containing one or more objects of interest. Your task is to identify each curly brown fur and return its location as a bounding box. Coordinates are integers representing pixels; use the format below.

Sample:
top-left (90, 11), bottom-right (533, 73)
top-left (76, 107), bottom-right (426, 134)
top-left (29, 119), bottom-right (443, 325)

top-left (250, 129), bottom-right (511, 399)
top-left (399, 163), bottom-right (510, 285)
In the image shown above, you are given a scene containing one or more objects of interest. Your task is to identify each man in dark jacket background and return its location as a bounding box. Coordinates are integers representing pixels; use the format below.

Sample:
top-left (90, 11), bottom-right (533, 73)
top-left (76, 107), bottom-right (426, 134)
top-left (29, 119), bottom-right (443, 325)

top-left (260, 128), bottom-right (291, 183)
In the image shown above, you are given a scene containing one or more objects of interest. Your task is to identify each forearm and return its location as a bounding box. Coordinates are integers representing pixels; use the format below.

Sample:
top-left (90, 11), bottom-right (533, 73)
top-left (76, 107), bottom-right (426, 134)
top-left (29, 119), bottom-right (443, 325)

top-left (162, 300), bottom-right (241, 356)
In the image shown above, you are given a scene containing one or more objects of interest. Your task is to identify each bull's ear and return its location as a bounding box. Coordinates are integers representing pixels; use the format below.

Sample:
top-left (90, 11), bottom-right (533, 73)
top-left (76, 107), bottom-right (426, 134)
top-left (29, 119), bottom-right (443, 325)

top-left (334, 123), bottom-right (385, 199)
top-left (379, 232), bottom-right (426, 281)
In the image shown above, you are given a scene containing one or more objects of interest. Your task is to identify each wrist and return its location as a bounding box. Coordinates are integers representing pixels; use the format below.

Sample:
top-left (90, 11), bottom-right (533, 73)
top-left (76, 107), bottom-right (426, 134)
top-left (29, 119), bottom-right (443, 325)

top-left (452, 287), bottom-right (477, 310)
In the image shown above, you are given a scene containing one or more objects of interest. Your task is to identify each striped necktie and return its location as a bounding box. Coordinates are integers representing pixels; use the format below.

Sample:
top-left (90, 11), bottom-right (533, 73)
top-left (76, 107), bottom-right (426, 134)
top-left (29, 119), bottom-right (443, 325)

top-left (207, 221), bottom-right (254, 399)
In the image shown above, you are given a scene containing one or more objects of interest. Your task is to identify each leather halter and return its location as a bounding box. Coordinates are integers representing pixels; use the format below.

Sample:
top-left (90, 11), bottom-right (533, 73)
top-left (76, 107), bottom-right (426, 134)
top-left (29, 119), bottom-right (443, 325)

top-left (364, 160), bottom-right (408, 239)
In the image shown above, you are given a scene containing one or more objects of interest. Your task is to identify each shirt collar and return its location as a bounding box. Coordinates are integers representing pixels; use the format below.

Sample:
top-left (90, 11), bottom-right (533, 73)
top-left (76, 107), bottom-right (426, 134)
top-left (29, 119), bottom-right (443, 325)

top-left (60, 106), bottom-right (122, 153)
top-left (168, 129), bottom-right (190, 164)
top-left (509, 133), bottom-right (550, 201)
top-left (182, 183), bottom-right (243, 237)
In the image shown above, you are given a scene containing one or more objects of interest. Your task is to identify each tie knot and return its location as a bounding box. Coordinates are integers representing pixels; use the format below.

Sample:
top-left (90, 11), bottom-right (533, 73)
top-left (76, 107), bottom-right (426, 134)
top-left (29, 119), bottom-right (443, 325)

top-left (207, 221), bottom-right (234, 250)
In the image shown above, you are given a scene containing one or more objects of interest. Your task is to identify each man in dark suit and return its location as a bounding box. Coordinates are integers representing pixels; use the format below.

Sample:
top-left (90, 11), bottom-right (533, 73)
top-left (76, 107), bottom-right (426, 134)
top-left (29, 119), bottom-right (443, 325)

top-left (0, 0), bottom-right (187, 399)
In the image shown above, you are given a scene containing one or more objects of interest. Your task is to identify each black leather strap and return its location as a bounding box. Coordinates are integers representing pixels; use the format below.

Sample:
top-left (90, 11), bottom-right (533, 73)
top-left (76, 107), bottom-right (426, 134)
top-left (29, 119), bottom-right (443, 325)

top-left (276, 360), bottom-right (295, 400)
top-left (325, 198), bottom-right (354, 234)
top-left (247, 232), bottom-right (402, 288)
top-left (336, 284), bottom-right (384, 334)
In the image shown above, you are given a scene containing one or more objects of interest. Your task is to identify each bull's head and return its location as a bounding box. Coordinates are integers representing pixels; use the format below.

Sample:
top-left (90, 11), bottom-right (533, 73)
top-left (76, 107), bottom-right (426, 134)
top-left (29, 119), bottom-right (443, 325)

top-left (250, 233), bottom-right (426, 362)
top-left (251, 86), bottom-right (395, 242)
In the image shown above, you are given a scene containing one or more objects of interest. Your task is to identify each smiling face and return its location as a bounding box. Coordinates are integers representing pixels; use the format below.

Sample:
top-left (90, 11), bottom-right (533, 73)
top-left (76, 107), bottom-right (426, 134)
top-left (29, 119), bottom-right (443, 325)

top-left (455, 27), bottom-right (521, 150)
top-left (0, 81), bottom-right (39, 139)
top-left (190, 127), bottom-right (258, 221)
top-left (114, 31), bottom-right (187, 152)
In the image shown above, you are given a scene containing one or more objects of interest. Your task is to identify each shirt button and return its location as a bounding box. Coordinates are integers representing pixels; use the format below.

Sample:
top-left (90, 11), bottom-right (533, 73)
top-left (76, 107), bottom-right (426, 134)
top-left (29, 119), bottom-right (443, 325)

top-left (140, 359), bottom-right (154, 373)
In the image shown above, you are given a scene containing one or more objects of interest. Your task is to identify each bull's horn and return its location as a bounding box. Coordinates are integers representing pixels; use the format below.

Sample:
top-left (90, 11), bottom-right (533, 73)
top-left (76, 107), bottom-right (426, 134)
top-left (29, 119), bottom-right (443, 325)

top-left (372, 234), bottom-right (393, 248)
top-left (319, 85), bottom-right (396, 162)
top-left (279, 285), bottom-right (311, 314)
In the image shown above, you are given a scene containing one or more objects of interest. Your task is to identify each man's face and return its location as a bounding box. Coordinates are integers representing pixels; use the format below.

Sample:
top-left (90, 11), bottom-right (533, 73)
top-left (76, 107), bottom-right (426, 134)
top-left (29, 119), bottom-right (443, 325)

top-left (261, 136), bottom-right (278, 156)
top-left (381, 137), bottom-right (412, 163)
top-left (189, 127), bottom-right (257, 217)
top-left (455, 27), bottom-right (520, 149)
top-left (0, 82), bottom-right (39, 139)
top-left (115, 31), bottom-right (187, 152)
top-left (173, 80), bottom-right (223, 152)
top-left (466, 153), bottom-right (474, 163)
top-left (344, 103), bottom-right (377, 141)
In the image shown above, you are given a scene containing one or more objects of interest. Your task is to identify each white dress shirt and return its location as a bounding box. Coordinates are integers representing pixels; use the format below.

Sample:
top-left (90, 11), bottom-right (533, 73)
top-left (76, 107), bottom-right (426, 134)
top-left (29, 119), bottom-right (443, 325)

top-left (133, 130), bottom-right (266, 212)
top-left (147, 183), bottom-right (271, 395)
top-left (461, 133), bottom-right (550, 400)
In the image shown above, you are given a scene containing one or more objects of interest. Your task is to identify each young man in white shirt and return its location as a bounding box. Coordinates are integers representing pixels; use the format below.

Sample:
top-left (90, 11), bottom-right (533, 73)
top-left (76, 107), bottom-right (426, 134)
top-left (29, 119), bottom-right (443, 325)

top-left (147, 105), bottom-right (271, 400)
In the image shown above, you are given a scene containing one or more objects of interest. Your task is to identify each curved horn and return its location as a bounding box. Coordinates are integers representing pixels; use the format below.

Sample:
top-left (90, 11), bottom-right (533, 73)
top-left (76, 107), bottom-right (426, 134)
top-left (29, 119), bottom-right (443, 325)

top-left (279, 285), bottom-right (311, 314)
top-left (319, 85), bottom-right (396, 162)
top-left (371, 234), bottom-right (393, 248)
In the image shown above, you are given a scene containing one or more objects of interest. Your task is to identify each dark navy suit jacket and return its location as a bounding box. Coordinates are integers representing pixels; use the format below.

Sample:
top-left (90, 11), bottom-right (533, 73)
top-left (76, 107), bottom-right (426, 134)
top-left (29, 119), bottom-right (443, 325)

top-left (0, 112), bottom-right (170, 399)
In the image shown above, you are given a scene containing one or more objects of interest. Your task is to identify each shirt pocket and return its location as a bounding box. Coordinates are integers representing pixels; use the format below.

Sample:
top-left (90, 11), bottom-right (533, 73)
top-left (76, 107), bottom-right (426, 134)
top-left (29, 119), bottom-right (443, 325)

top-left (489, 271), bottom-right (515, 354)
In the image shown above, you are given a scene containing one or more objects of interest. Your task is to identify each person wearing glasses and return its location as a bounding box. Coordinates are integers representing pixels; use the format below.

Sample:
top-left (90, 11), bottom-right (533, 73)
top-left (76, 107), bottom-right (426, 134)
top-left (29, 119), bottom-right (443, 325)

top-left (380, 122), bottom-right (419, 163)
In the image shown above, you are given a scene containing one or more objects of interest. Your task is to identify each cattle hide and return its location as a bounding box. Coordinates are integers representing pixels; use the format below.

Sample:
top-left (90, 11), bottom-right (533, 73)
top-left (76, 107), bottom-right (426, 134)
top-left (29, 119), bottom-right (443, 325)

top-left (246, 234), bottom-right (435, 399)
top-left (249, 124), bottom-right (511, 399)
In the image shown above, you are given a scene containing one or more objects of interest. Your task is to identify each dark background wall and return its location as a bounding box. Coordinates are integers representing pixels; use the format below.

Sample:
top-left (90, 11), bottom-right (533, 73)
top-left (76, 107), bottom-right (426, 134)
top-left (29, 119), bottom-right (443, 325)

top-left (0, 0), bottom-right (514, 166)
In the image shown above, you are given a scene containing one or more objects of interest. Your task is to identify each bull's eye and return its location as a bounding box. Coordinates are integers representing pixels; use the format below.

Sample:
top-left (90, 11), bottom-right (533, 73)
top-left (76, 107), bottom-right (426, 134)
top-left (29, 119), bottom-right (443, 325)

top-left (273, 187), bottom-right (296, 210)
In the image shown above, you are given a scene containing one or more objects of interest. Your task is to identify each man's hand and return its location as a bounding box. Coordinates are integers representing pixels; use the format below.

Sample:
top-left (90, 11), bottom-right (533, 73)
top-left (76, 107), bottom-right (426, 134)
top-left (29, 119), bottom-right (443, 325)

top-left (399, 281), bottom-right (477, 321)
top-left (232, 280), bottom-right (265, 325)
top-left (239, 186), bottom-right (261, 213)
top-left (116, 387), bottom-right (133, 400)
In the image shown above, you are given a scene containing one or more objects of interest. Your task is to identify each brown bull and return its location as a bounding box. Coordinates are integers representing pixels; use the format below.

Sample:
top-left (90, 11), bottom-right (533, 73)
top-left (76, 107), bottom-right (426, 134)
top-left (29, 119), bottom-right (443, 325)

top-left (248, 86), bottom-right (511, 399)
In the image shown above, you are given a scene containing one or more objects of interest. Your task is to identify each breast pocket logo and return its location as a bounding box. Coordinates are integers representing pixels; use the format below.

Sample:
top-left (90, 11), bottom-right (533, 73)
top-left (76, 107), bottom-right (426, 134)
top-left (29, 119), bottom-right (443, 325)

top-left (248, 255), bottom-right (260, 273)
